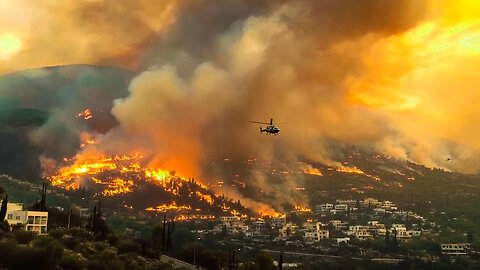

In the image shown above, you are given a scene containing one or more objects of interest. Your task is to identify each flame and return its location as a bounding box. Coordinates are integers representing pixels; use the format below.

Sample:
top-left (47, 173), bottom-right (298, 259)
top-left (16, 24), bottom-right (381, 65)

top-left (47, 152), bottom-right (204, 199)
top-left (145, 201), bottom-right (191, 212)
top-left (174, 215), bottom-right (216, 221)
top-left (261, 211), bottom-right (284, 218)
top-left (302, 168), bottom-right (323, 176)
top-left (195, 191), bottom-right (213, 205)
top-left (102, 178), bottom-right (134, 196)
top-left (76, 109), bottom-right (93, 120)
top-left (46, 152), bottom-right (256, 218)
top-left (294, 205), bottom-right (312, 213)
top-left (336, 166), bottom-right (381, 181)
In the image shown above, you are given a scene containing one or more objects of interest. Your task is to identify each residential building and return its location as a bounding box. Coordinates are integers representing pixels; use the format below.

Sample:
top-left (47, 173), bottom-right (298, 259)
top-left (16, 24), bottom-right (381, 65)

top-left (336, 237), bottom-right (351, 244)
top-left (271, 215), bottom-right (287, 228)
top-left (4, 202), bottom-right (48, 235)
top-left (334, 204), bottom-right (348, 212)
top-left (304, 229), bottom-right (329, 242)
top-left (441, 244), bottom-right (470, 255)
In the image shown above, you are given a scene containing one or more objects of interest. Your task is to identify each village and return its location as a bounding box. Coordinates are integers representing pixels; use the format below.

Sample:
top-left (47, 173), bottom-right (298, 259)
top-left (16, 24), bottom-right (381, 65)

top-left (197, 198), bottom-right (470, 257)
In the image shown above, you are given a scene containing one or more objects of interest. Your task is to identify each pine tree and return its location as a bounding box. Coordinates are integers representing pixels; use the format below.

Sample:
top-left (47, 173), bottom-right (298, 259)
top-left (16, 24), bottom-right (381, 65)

top-left (0, 195), bottom-right (7, 221)
top-left (468, 231), bottom-right (474, 243)
top-left (385, 229), bottom-right (390, 246)
top-left (391, 229), bottom-right (399, 252)
top-left (279, 251), bottom-right (284, 270)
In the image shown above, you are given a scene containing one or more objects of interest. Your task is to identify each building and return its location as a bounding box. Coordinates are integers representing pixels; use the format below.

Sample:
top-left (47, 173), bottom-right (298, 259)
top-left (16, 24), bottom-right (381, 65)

top-left (4, 202), bottom-right (48, 235)
top-left (216, 216), bottom-right (248, 234)
top-left (315, 203), bottom-right (333, 213)
top-left (278, 222), bottom-right (299, 238)
top-left (380, 201), bottom-right (397, 210)
top-left (333, 204), bottom-right (348, 212)
top-left (336, 237), bottom-right (351, 244)
top-left (361, 198), bottom-right (380, 207)
top-left (441, 244), bottom-right (470, 255)
top-left (304, 229), bottom-right (329, 242)
top-left (330, 220), bottom-right (348, 230)
top-left (335, 200), bottom-right (357, 208)
top-left (271, 215), bottom-right (287, 228)
top-left (348, 225), bottom-right (373, 240)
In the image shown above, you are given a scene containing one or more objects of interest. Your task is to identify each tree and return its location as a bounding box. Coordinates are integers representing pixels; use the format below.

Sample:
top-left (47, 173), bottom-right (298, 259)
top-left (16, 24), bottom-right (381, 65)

top-left (254, 251), bottom-right (276, 270)
top-left (0, 194), bottom-right (7, 221)
top-left (390, 229), bottom-right (399, 253)
top-left (467, 231), bottom-right (474, 243)
top-left (385, 229), bottom-right (390, 246)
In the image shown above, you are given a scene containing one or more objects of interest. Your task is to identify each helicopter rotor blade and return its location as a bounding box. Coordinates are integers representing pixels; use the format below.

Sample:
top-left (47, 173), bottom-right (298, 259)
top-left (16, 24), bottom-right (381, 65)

top-left (249, 121), bottom-right (270, 124)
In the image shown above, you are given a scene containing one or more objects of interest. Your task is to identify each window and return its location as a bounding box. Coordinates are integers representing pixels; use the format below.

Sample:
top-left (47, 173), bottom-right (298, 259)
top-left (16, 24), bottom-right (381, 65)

top-left (7, 214), bottom-right (12, 219)
top-left (16, 216), bottom-right (20, 220)
top-left (27, 216), bottom-right (34, 224)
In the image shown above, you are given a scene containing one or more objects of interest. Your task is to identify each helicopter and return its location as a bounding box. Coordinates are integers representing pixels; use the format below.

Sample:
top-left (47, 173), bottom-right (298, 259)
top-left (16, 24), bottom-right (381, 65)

top-left (249, 118), bottom-right (280, 135)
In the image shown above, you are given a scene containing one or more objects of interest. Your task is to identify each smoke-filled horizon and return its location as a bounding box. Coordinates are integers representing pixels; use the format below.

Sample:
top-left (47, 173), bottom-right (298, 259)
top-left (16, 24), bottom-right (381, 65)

top-left (2, 0), bottom-right (480, 209)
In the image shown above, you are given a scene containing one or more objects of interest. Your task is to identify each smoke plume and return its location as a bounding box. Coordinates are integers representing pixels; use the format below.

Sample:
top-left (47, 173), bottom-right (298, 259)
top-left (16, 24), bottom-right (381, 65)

top-left (3, 0), bottom-right (480, 210)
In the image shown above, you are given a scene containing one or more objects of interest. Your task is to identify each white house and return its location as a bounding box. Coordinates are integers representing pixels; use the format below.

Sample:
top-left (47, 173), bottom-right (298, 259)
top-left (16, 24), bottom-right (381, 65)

top-left (4, 202), bottom-right (48, 235)
top-left (441, 243), bottom-right (470, 255)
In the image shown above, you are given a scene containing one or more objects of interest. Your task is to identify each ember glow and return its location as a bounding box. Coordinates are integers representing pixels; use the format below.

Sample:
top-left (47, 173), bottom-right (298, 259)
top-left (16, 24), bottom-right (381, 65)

top-left (76, 109), bottom-right (92, 120)
top-left (294, 205), bottom-right (312, 213)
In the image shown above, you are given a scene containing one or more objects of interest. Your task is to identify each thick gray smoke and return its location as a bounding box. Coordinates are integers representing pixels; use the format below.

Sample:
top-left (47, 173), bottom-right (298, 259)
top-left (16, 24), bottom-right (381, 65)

top-left (96, 0), bottom-right (431, 209)
top-left (4, 0), bottom-right (480, 211)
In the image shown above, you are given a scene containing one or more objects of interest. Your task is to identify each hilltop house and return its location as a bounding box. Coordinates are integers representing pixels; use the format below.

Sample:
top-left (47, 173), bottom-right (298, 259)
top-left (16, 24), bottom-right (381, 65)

top-left (4, 202), bottom-right (48, 235)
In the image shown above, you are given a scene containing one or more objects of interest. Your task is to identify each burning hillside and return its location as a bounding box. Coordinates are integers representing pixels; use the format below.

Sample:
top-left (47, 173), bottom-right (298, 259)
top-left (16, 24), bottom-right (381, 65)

top-left (45, 153), bottom-right (263, 219)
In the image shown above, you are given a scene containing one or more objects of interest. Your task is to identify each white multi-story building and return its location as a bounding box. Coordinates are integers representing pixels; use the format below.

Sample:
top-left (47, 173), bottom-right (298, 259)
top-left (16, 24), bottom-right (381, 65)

top-left (315, 203), bottom-right (334, 213)
top-left (335, 200), bottom-right (357, 208)
top-left (216, 216), bottom-right (248, 234)
top-left (334, 204), bottom-right (348, 212)
top-left (441, 244), bottom-right (470, 255)
top-left (4, 202), bottom-right (48, 235)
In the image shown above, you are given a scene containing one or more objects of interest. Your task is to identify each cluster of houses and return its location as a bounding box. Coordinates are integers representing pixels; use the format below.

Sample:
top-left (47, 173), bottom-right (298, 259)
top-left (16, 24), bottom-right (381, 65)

top-left (211, 197), bottom-right (431, 245)
top-left (315, 198), bottom-right (425, 221)
top-left (213, 215), bottom-right (423, 244)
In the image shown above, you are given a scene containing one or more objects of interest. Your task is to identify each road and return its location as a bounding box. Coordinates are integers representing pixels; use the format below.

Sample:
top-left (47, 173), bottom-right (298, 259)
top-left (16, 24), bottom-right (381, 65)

top-left (262, 249), bottom-right (402, 263)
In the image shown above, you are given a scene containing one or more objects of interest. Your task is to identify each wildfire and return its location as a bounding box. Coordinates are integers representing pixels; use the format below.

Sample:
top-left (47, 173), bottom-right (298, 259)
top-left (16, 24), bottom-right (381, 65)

top-left (102, 178), bottom-right (134, 196)
top-left (195, 191), bottom-right (214, 205)
top-left (294, 205), bottom-right (312, 213)
top-left (146, 201), bottom-right (192, 212)
top-left (174, 215), bottom-right (216, 221)
top-left (46, 153), bottom-right (253, 219)
top-left (76, 109), bottom-right (93, 120)
top-left (47, 152), bottom-right (203, 199)
top-left (302, 168), bottom-right (323, 176)
top-left (261, 211), bottom-right (284, 218)
top-left (336, 166), bottom-right (381, 181)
